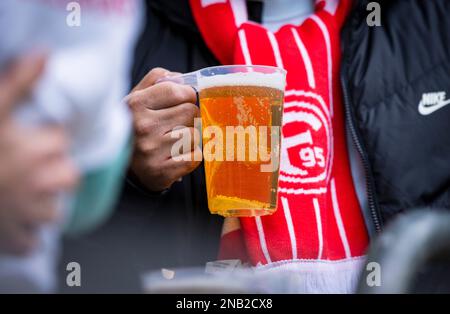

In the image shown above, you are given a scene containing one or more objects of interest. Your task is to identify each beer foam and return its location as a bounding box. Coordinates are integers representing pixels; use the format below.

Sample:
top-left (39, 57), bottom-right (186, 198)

top-left (198, 72), bottom-right (286, 91)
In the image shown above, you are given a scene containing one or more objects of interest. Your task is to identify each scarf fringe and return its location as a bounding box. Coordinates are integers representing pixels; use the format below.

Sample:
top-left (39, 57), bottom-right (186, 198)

top-left (252, 256), bottom-right (366, 293)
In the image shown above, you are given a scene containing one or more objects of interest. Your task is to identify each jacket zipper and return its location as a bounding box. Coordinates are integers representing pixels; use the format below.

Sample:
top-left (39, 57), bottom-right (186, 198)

top-left (340, 1), bottom-right (382, 234)
top-left (340, 72), bottom-right (383, 234)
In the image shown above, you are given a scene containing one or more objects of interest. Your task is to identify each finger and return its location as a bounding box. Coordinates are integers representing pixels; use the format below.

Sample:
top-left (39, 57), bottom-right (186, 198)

top-left (129, 81), bottom-right (197, 111)
top-left (164, 127), bottom-right (201, 158)
top-left (157, 102), bottom-right (200, 133)
top-left (131, 102), bottom-right (199, 139)
top-left (132, 67), bottom-right (170, 92)
top-left (0, 53), bottom-right (46, 120)
top-left (133, 126), bottom-right (199, 160)
top-left (132, 145), bottom-right (202, 191)
top-left (165, 146), bottom-right (203, 178)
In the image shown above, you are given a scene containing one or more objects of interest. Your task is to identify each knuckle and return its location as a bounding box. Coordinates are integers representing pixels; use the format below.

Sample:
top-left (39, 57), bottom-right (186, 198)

top-left (135, 138), bottom-right (158, 155)
top-left (126, 92), bottom-right (142, 111)
top-left (166, 83), bottom-right (188, 104)
top-left (149, 67), bottom-right (167, 77)
top-left (134, 120), bottom-right (148, 136)
top-left (134, 118), bottom-right (157, 136)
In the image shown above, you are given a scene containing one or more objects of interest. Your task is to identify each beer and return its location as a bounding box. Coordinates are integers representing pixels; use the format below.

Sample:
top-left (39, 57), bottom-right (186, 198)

top-left (198, 70), bottom-right (285, 217)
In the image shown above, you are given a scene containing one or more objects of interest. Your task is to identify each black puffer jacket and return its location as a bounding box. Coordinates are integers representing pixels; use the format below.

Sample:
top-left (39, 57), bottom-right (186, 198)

top-left (341, 0), bottom-right (450, 235)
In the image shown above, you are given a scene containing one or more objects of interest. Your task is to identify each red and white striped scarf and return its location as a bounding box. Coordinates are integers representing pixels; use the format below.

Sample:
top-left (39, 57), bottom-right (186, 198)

top-left (190, 0), bottom-right (369, 278)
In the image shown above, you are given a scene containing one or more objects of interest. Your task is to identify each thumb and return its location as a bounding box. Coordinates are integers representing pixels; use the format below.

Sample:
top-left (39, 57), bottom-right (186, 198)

top-left (131, 67), bottom-right (172, 92)
top-left (0, 53), bottom-right (47, 120)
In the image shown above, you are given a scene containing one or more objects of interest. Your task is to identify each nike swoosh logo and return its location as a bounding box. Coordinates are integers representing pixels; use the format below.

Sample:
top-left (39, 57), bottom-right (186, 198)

top-left (418, 99), bottom-right (450, 115)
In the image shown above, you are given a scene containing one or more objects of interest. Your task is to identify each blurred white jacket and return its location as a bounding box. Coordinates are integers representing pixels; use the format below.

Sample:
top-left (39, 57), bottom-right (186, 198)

top-left (0, 0), bottom-right (143, 292)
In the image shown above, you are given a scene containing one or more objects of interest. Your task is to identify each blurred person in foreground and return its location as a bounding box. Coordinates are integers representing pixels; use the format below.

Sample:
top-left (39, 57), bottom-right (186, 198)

top-left (107, 0), bottom-right (449, 293)
top-left (0, 0), bottom-right (142, 292)
top-left (0, 54), bottom-right (78, 256)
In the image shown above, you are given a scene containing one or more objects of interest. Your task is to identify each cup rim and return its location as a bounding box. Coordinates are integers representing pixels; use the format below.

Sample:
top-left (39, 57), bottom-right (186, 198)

top-left (199, 64), bottom-right (287, 75)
